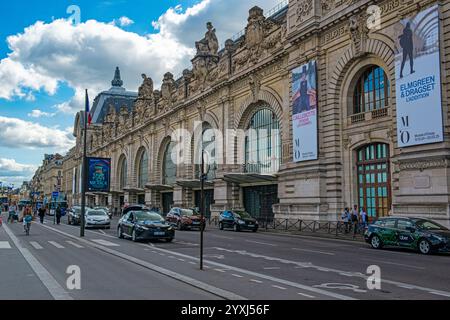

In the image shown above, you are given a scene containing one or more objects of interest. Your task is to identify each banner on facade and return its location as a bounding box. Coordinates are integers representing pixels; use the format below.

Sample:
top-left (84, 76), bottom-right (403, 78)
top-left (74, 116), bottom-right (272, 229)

top-left (87, 158), bottom-right (111, 193)
top-left (292, 60), bottom-right (318, 162)
top-left (395, 5), bottom-right (443, 147)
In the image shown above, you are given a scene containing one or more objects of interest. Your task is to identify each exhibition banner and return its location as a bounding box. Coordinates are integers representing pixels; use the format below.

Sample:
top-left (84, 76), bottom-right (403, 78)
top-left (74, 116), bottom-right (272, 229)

top-left (292, 60), bottom-right (318, 162)
top-left (395, 5), bottom-right (443, 147)
top-left (87, 158), bottom-right (111, 192)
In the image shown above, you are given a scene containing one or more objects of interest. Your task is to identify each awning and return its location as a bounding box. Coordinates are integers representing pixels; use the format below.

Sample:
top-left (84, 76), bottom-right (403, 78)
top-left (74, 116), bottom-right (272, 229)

top-left (222, 173), bottom-right (278, 185)
top-left (176, 180), bottom-right (214, 189)
top-left (92, 192), bottom-right (109, 196)
top-left (145, 183), bottom-right (174, 192)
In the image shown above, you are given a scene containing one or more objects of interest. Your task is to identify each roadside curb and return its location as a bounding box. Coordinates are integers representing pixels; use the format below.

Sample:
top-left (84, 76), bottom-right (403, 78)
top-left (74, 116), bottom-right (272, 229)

top-left (257, 229), bottom-right (366, 245)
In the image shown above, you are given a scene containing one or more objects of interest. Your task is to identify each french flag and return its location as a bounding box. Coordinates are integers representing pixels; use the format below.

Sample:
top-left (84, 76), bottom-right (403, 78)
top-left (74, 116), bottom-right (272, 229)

top-left (85, 89), bottom-right (92, 126)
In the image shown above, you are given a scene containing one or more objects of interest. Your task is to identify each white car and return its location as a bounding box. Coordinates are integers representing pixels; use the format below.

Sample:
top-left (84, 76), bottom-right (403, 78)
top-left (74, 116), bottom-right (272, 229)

top-left (85, 209), bottom-right (111, 229)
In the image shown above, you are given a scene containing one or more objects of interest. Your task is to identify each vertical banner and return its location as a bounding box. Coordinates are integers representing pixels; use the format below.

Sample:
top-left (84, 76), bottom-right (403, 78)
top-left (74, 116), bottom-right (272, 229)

top-left (87, 158), bottom-right (111, 192)
top-left (292, 60), bottom-right (318, 162)
top-left (395, 5), bottom-right (443, 147)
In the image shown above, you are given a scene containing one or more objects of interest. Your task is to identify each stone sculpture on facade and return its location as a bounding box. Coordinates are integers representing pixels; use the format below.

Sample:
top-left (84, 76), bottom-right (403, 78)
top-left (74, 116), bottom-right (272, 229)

top-left (135, 74), bottom-right (155, 123)
top-left (196, 22), bottom-right (219, 56)
top-left (349, 14), bottom-right (369, 57)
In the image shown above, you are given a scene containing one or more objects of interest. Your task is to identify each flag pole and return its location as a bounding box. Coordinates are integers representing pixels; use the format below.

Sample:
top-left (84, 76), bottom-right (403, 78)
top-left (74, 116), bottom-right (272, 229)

top-left (80, 89), bottom-right (89, 237)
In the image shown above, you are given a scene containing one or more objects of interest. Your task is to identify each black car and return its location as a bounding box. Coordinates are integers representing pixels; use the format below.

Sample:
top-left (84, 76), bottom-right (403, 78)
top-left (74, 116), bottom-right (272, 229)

top-left (118, 210), bottom-right (175, 242)
top-left (68, 206), bottom-right (82, 225)
top-left (219, 210), bottom-right (258, 232)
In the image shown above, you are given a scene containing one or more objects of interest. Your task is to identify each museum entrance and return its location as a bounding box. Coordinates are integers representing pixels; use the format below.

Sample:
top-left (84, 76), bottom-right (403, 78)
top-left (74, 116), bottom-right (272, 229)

top-left (162, 192), bottom-right (174, 215)
top-left (356, 143), bottom-right (391, 219)
top-left (194, 189), bottom-right (214, 218)
top-left (243, 185), bottom-right (278, 221)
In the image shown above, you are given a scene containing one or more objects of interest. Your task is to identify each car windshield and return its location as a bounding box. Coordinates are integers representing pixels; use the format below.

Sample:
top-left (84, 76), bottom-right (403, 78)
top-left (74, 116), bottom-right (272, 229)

top-left (180, 209), bottom-right (195, 216)
top-left (135, 211), bottom-right (164, 222)
top-left (415, 219), bottom-right (449, 231)
top-left (235, 211), bottom-right (251, 219)
top-left (87, 210), bottom-right (107, 216)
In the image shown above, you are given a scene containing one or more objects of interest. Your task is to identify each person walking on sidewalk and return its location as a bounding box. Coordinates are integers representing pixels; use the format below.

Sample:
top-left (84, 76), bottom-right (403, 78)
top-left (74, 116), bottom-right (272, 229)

top-left (360, 207), bottom-right (368, 230)
top-left (38, 206), bottom-right (46, 224)
top-left (351, 208), bottom-right (359, 239)
top-left (8, 202), bottom-right (17, 223)
top-left (56, 205), bottom-right (62, 225)
top-left (341, 208), bottom-right (350, 233)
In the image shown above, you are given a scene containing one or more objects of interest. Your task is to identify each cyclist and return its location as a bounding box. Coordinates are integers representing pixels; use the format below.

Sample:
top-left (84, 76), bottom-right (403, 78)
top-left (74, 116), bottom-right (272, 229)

top-left (23, 209), bottom-right (33, 235)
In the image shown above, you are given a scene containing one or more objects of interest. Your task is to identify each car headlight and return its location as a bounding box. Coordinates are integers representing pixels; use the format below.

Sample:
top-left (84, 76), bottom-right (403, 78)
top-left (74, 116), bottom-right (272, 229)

top-left (238, 219), bottom-right (245, 225)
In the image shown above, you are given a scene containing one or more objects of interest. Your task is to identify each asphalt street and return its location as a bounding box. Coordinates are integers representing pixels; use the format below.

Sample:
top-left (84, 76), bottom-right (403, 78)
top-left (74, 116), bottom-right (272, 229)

top-left (1, 212), bottom-right (449, 300)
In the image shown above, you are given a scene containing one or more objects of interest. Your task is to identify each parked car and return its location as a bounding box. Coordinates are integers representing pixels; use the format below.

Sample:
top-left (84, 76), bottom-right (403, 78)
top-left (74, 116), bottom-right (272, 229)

top-left (118, 210), bottom-right (175, 242)
top-left (85, 209), bottom-right (111, 229)
top-left (121, 204), bottom-right (150, 217)
top-left (219, 210), bottom-right (258, 232)
top-left (95, 206), bottom-right (112, 219)
top-left (68, 206), bottom-right (82, 225)
top-left (364, 217), bottom-right (450, 255)
top-left (166, 207), bottom-right (206, 231)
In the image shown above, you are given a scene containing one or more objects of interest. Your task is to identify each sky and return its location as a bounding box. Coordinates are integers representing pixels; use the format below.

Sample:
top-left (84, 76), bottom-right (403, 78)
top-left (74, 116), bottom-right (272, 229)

top-left (0, 0), bottom-right (281, 187)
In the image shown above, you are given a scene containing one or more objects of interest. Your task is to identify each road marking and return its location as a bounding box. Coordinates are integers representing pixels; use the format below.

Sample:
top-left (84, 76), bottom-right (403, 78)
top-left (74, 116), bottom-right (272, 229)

top-left (29, 242), bottom-right (43, 250)
top-left (91, 239), bottom-right (120, 247)
top-left (292, 248), bottom-right (335, 256)
top-left (263, 267), bottom-right (281, 270)
top-left (2, 224), bottom-right (72, 300)
top-left (429, 291), bottom-right (450, 298)
top-left (246, 240), bottom-right (277, 247)
top-left (189, 261), bottom-right (196, 265)
top-left (177, 258), bottom-right (186, 262)
top-left (0, 241), bottom-right (11, 249)
top-left (232, 274), bottom-right (243, 278)
top-left (66, 241), bottom-right (84, 249)
top-left (168, 256), bottom-right (176, 259)
top-left (272, 285), bottom-right (286, 290)
top-left (250, 279), bottom-right (263, 284)
top-left (37, 223), bottom-right (246, 300)
top-left (48, 241), bottom-right (65, 249)
top-left (98, 230), bottom-right (107, 235)
top-left (214, 269), bottom-right (227, 273)
top-left (361, 258), bottom-right (425, 270)
top-left (297, 292), bottom-right (315, 298)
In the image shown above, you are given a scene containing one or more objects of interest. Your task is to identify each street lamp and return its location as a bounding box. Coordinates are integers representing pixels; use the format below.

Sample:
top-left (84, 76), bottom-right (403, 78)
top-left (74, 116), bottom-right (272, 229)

top-left (199, 149), bottom-right (210, 271)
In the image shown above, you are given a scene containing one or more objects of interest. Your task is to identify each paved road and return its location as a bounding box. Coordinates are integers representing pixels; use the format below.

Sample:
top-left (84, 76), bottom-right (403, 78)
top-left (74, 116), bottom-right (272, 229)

top-left (1, 212), bottom-right (449, 300)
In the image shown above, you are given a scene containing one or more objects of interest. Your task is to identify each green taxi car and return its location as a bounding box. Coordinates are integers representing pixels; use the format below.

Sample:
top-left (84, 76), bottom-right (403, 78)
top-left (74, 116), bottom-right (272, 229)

top-left (364, 217), bottom-right (450, 255)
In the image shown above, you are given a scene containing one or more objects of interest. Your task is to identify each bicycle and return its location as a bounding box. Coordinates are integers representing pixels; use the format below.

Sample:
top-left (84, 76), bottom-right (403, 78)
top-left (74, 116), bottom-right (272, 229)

top-left (25, 222), bottom-right (31, 236)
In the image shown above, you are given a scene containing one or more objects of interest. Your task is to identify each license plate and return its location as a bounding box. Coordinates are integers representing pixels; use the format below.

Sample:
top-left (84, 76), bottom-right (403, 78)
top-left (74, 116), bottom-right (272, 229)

top-left (192, 222), bottom-right (200, 225)
top-left (154, 232), bottom-right (165, 236)
top-left (248, 225), bottom-right (254, 227)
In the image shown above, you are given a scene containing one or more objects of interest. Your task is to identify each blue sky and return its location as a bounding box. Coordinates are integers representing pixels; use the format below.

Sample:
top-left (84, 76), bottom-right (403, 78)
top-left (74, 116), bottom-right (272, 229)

top-left (0, 0), bottom-right (280, 187)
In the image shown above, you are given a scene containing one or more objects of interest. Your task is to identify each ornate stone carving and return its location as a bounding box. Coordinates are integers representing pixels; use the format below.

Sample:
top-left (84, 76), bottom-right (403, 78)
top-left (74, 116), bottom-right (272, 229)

top-left (297, 0), bottom-right (313, 23)
top-left (249, 73), bottom-right (261, 103)
top-left (399, 159), bottom-right (448, 171)
top-left (348, 14), bottom-right (369, 57)
top-left (197, 100), bottom-right (207, 122)
top-left (138, 74), bottom-right (154, 99)
top-left (195, 22), bottom-right (219, 56)
top-left (157, 73), bottom-right (177, 113)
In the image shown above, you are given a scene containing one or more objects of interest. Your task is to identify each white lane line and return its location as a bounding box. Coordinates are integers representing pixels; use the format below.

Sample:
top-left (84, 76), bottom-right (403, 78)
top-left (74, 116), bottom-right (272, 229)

top-left (246, 240), bottom-right (277, 247)
top-left (0, 241), bottom-right (12, 249)
top-left (29, 242), bottom-right (43, 250)
top-left (292, 248), bottom-right (335, 256)
top-left (48, 241), bottom-right (65, 249)
top-left (37, 223), bottom-right (246, 300)
top-left (214, 269), bottom-right (226, 273)
top-left (232, 274), bottom-right (243, 278)
top-left (2, 224), bottom-right (72, 300)
top-left (91, 239), bottom-right (120, 247)
top-left (177, 258), bottom-right (186, 262)
top-left (272, 285), bottom-right (287, 290)
top-left (168, 256), bottom-right (176, 259)
top-left (298, 292), bottom-right (315, 299)
top-left (263, 267), bottom-right (281, 270)
top-left (98, 230), bottom-right (107, 235)
top-left (429, 291), bottom-right (450, 298)
top-left (361, 258), bottom-right (425, 270)
top-left (250, 279), bottom-right (263, 284)
top-left (66, 241), bottom-right (84, 249)
top-left (189, 261), bottom-right (196, 265)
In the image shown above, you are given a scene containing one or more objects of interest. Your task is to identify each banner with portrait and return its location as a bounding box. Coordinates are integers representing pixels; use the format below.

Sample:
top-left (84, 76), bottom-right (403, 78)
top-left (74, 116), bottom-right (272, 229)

top-left (87, 158), bottom-right (111, 192)
top-left (292, 60), bottom-right (318, 162)
top-left (395, 5), bottom-right (443, 147)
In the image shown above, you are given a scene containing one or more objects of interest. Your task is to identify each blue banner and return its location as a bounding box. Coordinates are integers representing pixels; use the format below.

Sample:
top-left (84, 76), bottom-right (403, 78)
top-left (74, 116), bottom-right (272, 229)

top-left (87, 158), bottom-right (111, 192)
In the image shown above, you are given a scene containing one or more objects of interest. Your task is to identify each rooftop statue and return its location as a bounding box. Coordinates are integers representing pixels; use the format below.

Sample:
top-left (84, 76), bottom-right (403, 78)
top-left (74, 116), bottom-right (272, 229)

top-left (196, 22), bottom-right (219, 56)
top-left (138, 74), bottom-right (154, 99)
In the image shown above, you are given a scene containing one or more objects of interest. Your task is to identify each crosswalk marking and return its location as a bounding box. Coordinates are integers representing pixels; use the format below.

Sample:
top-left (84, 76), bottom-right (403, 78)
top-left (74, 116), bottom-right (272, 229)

top-left (48, 241), bottom-right (65, 249)
top-left (91, 239), bottom-right (120, 247)
top-left (297, 292), bottom-right (315, 299)
top-left (0, 241), bottom-right (11, 249)
top-left (66, 241), bottom-right (84, 249)
top-left (29, 242), bottom-right (43, 250)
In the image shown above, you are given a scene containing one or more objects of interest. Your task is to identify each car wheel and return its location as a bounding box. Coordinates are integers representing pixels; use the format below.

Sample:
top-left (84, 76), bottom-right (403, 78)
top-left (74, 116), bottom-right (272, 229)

top-left (418, 239), bottom-right (432, 255)
top-left (166, 238), bottom-right (174, 243)
top-left (132, 229), bottom-right (138, 242)
top-left (219, 222), bottom-right (224, 230)
top-left (117, 226), bottom-right (124, 239)
top-left (233, 224), bottom-right (240, 232)
top-left (370, 235), bottom-right (383, 249)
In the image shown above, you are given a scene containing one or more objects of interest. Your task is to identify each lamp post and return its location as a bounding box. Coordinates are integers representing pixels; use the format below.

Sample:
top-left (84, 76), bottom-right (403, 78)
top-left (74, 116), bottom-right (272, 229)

top-left (199, 150), bottom-right (210, 271)
top-left (80, 89), bottom-right (89, 237)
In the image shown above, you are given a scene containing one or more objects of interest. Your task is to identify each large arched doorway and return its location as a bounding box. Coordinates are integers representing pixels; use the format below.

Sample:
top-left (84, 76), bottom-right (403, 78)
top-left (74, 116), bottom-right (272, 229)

top-left (136, 148), bottom-right (149, 205)
top-left (118, 155), bottom-right (127, 207)
top-left (356, 143), bottom-right (391, 219)
top-left (242, 107), bottom-right (281, 220)
top-left (161, 141), bottom-right (177, 214)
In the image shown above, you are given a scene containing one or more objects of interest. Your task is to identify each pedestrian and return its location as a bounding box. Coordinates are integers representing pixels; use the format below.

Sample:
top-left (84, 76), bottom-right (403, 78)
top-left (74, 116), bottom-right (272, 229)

top-left (8, 202), bottom-right (17, 223)
top-left (360, 207), bottom-right (368, 229)
top-left (351, 208), bottom-right (359, 239)
top-left (38, 206), bottom-right (46, 224)
top-left (56, 205), bottom-right (62, 225)
top-left (341, 208), bottom-right (350, 233)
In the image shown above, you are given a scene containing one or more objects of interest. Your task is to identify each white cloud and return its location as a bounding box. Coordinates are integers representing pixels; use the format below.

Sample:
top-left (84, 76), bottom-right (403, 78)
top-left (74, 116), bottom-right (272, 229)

top-left (0, 158), bottom-right (37, 186)
top-left (0, 0), bottom-right (280, 113)
top-left (111, 16), bottom-right (135, 27)
top-left (0, 116), bottom-right (75, 151)
top-left (28, 109), bottom-right (55, 118)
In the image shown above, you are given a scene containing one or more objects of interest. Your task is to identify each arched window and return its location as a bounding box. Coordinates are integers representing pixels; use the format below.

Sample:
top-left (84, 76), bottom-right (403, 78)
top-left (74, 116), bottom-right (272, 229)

top-left (195, 122), bottom-right (217, 181)
top-left (353, 66), bottom-right (390, 114)
top-left (357, 143), bottom-right (391, 218)
top-left (137, 150), bottom-right (149, 189)
top-left (163, 141), bottom-right (177, 185)
top-left (245, 108), bottom-right (281, 174)
top-left (119, 157), bottom-right (127, 190)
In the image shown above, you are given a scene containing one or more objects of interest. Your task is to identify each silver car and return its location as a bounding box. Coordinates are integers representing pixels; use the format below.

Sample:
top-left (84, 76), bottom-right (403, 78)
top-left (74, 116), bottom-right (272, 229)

top-left (85, 209), bottom-right (111, 229)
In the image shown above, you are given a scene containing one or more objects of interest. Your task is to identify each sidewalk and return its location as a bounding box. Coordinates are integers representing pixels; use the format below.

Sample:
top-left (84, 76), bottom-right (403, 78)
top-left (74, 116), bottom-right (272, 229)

top-left (258, 228), bottom-right (366, 243)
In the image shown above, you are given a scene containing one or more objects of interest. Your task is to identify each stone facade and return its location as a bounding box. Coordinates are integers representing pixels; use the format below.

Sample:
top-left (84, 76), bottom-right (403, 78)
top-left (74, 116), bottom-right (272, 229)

top-left (62, 0), bottom-right (450, 227)
top-left (31, 154), bottom-right (64, 202)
